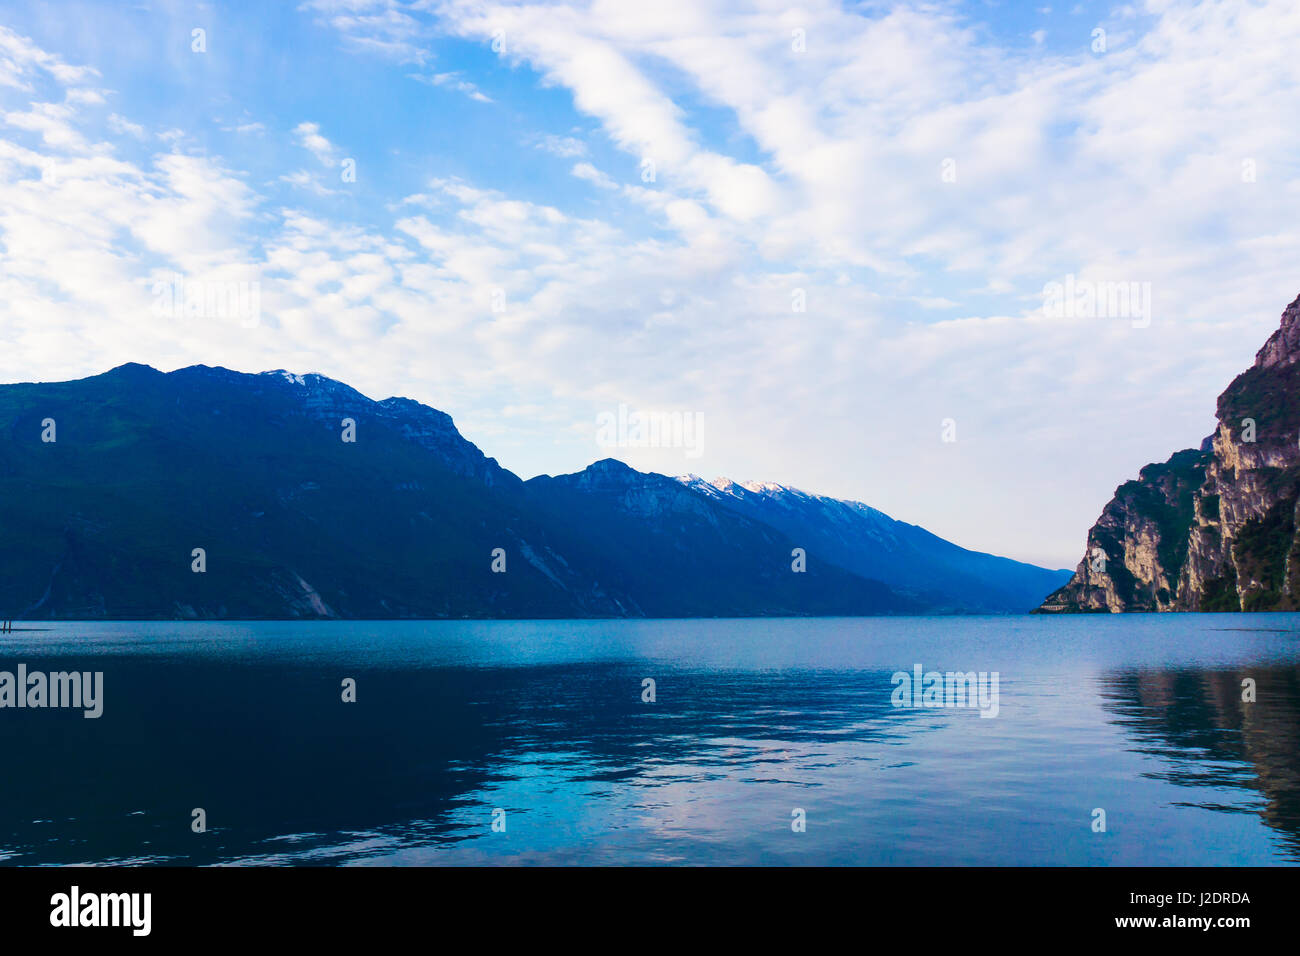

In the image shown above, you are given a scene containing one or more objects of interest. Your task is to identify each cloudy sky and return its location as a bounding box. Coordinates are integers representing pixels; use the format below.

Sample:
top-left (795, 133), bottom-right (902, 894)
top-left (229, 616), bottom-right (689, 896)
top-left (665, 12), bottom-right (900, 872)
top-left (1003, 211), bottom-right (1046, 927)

top-left (2, 0), bottom-right (1298, 569)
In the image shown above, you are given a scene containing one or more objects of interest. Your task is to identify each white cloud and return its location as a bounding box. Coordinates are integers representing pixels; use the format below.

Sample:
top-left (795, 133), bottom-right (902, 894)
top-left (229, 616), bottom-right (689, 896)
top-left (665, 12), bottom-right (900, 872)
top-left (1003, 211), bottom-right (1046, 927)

top-left (0, 24), bottom-right (99, 90)
top-left (407, 70), bottom-right (493, 101)
top-left (107, 113), bottom-right (145, 139)
top-left (293, 120), bottom-right (338, 166)
top-left (7, 4), bottom-right (1300, 569)
top-left (298, 0), bottom-right (431, 64)
top-left (280, 168), bottom-right (339, 195)
top-left (570, 161), bottom-right (616, 189)
top-left (531, 133), bottom-right (588, 157)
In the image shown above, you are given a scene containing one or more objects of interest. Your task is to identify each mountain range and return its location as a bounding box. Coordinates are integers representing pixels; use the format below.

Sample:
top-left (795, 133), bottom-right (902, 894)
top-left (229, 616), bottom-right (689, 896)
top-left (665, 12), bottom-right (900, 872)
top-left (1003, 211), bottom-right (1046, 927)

top-left (1041, 290), bottom-right (1300, 612)
top-left (0, 363), bottom-right (1067, 619)
top-left (677, 476), bottom-right (1067, 612)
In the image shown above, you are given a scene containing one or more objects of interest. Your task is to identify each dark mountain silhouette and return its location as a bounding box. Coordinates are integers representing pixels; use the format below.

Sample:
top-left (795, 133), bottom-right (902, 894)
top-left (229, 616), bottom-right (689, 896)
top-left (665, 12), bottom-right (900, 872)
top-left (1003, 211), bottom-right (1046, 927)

top-left (0, 363), bottom-right (1057, 619)
top-left (678, 476), bottom-right (1068, 612)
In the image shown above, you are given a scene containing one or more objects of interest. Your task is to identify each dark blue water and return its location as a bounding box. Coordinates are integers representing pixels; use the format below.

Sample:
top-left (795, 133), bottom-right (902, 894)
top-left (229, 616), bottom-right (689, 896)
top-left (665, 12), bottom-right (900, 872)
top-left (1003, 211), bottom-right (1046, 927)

top-left (2, 616), bottom-right (1299, 865)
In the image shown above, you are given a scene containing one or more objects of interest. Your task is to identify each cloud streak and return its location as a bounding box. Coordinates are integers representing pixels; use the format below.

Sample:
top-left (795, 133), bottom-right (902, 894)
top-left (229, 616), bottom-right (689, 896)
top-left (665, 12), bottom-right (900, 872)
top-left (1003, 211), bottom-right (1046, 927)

top-left (2, 2), bottom-right (1300, 568)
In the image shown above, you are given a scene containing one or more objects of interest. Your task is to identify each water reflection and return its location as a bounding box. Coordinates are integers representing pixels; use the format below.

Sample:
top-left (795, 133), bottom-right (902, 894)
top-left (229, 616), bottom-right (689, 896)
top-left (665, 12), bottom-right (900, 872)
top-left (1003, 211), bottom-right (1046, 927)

top-left (0, 659), bottom-right (927, 865)
top-left (6, 618), bottom-right (1300, 865)
top-left (1101, 664), bottom-right (1300, 858)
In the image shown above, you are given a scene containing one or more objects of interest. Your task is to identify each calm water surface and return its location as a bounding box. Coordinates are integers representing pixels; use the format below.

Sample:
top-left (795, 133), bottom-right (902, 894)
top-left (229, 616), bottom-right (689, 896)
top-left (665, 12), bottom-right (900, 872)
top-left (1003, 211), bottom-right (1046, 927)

top-left (2, 615), bottom-right (1299, 866)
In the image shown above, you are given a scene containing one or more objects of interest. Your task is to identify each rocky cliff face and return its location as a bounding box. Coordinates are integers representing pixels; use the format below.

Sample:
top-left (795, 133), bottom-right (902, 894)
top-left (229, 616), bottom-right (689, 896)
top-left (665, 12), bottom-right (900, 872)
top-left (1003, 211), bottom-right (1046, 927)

top-left (1040, 292), bottom-right (1300, 612)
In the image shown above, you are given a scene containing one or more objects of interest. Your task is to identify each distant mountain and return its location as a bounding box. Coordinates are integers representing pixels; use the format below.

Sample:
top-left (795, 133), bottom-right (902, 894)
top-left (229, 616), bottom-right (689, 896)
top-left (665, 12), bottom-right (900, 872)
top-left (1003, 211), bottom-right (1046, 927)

top-left (1040, 291), bottom-right (1300, 612)
top-left (0, 362), bottom-right (1058, 619)
top-left (0, 363), bottom-right (570, 619)
top-left (0, 364), bottom-right (917, 618)
top-left (678, 476), bottom-right (1069, 612)
top-left (525, 459), bottom-right (919, 617)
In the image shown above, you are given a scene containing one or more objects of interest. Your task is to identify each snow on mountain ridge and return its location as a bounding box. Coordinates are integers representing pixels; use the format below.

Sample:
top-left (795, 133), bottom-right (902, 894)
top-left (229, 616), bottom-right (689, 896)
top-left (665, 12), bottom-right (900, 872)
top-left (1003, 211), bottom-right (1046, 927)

top-left (675, 474), bottom-right (885, 519)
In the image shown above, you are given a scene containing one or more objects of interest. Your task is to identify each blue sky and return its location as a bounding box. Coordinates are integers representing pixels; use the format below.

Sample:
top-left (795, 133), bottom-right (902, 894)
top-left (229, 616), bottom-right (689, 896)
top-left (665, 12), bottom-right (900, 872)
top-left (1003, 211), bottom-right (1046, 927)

top-left (2, 0), bottom-right (1299, 569)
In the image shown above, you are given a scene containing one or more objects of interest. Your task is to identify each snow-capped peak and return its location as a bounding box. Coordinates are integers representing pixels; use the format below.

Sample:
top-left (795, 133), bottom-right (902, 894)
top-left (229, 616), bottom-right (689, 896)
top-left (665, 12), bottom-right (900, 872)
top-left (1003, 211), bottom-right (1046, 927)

top-left (674, 475), bottom-right (807, 500)
top-left (740, 480), bottom-right (792, 495)
top-left (262, 369), bottom-right (309, 386)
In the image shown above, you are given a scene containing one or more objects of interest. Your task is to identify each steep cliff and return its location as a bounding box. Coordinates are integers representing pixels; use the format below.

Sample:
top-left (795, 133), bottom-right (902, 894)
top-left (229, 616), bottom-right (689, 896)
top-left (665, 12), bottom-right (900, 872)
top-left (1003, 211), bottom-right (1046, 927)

top-left (1040, 292), bottom-right (1300, 612)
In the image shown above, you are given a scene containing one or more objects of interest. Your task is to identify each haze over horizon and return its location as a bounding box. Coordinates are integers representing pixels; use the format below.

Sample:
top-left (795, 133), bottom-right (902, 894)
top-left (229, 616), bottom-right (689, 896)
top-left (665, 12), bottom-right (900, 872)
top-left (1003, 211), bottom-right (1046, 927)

top-left (3, 0), bottom-right (1300, 569)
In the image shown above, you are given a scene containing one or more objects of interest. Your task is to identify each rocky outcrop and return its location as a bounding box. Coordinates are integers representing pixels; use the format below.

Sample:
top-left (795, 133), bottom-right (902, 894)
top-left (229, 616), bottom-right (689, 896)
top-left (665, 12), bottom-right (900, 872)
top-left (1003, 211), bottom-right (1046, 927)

top-left (1040, 292), bottom-right (1300, 612)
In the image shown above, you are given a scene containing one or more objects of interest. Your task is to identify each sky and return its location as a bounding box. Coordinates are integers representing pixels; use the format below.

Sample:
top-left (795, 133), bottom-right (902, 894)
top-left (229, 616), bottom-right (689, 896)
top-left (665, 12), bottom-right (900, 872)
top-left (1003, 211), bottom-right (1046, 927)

top-left (1, 0), bottom-right (1299, 570)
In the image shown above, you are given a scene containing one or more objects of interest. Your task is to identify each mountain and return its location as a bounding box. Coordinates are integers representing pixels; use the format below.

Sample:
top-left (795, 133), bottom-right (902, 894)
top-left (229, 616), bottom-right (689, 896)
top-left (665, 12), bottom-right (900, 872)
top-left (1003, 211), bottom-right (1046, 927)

top-left (677, 477), bottom-right (1070, 612)
top-left (0, 363), bottom-right (941, 619)
top-left (0, 363), bottom-right (577, 619)
top-left (1040, 291), bottom-right (1300, 612)
top-left (525, 460), bottom-right (920, 616)
top-left (0, 362), bottom-right (1066, 619)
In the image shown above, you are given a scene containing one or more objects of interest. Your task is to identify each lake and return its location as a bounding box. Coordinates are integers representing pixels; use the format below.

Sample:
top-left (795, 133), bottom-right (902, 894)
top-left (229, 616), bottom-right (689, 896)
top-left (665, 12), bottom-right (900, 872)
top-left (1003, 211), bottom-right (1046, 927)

top-left (1, 615), bottom-right (1298, 866)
